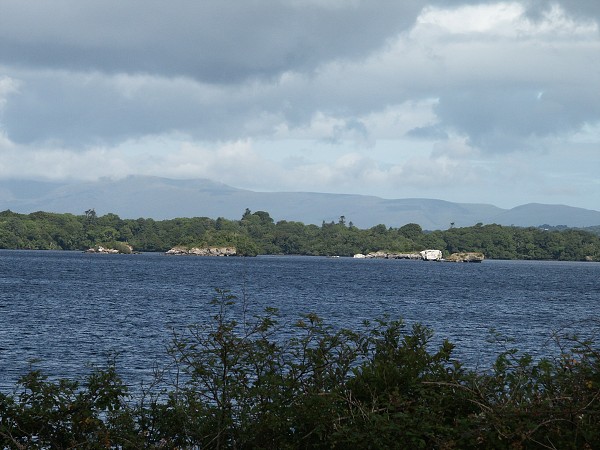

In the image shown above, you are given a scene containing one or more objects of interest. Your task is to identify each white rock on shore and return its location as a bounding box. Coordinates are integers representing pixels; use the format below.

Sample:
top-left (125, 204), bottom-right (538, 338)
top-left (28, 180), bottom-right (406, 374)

top-left (419, 249), bottom-right (443, 261)
top-left (165, 246), bottom-right (237, 256)
top-left (86, 244), bottom-right (133, 254)
top-left (357, 249), bottom-right (443, 261)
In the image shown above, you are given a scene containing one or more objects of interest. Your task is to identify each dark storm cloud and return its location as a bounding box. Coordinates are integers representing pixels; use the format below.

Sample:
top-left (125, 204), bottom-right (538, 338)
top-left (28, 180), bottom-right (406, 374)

top-left (0, 0), bottom-right (422, 83)
top-left (1, 70), bottom-right (271, 145)
top-left (1, 74), bottom-right (186, 145)
top-left (0, 0), bottom-right (427, 145)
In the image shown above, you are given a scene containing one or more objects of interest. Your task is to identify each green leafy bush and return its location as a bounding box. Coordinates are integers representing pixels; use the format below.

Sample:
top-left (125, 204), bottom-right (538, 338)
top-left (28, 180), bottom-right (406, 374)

top-left (1, 292), bottom-right (599, 449)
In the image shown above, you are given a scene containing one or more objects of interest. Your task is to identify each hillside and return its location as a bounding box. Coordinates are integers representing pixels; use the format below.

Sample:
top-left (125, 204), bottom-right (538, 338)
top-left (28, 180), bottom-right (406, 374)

top-left (1, 176), bottom-right (599, 229)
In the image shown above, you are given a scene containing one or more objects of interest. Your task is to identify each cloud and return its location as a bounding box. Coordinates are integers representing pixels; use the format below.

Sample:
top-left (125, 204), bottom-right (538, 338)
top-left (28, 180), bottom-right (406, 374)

top-left (419, 2), bottom-right (597, 37)
top-left (408, 2), bottom-right (600, 152)
top-left (0, 1), bottom-right (598, 210)
top-left (0, 76), bottom-right (20, 112)
top-left (1, 69), bottom-right (237, 145)
top-left (2, 1), bottom-right (598, 152)
top-left (0, 0), bottom-right (423, 83)
top-left (528, 0), bottom-right (600, 22)
top-left (0, 146), bottom-right (130, 180)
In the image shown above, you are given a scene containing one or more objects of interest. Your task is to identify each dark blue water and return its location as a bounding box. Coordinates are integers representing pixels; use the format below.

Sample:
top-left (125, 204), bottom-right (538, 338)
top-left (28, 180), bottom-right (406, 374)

top-left (1, 250), bottom-right (599, 391)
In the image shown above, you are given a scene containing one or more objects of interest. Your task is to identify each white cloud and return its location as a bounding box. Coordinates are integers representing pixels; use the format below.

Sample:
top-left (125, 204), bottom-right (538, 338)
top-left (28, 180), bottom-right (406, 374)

top-left (431, 134), bottom-right (479, 159)
top-left (0, 147), bottom-right (130, 180)
top-left (0, 76), bottom-right (20, 112)
top-left (415, 2), bottom-right (598, 39)
top-left (162, 140), bottom-right (274, 181)
top-left (571, 121), bottom-right (600, 144)
top-left (417, 2), bottom-right (525, 34)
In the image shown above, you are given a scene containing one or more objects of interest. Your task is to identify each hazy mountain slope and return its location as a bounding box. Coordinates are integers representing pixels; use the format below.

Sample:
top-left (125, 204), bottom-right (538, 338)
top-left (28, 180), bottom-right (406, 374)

top-left (489, 203), bottom-right (600, 228)
top-left (238, 193), bottom-right (503, 229)
top-left (1, 176), bottom-right (599, 229)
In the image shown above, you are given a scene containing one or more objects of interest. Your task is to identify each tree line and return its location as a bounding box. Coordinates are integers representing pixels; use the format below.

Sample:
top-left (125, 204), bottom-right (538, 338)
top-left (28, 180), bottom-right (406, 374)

top-left (1, 291), bottom-right (599, 448)
top-left (0, 208), bottom-right (599, 260)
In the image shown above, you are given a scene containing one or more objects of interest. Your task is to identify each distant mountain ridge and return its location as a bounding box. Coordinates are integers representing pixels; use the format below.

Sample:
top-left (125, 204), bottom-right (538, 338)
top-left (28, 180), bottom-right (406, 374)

top-left (1, 176), bottom-right (599, 230)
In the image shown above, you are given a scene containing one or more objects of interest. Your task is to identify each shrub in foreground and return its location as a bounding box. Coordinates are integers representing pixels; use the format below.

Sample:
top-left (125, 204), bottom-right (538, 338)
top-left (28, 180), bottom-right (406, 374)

top-left (1, 291), bottom-right (599, 449)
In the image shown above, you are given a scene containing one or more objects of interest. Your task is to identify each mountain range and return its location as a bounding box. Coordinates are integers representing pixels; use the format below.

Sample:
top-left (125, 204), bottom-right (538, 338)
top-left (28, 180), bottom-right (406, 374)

top-left (1, 176), bottom-right (599, 230)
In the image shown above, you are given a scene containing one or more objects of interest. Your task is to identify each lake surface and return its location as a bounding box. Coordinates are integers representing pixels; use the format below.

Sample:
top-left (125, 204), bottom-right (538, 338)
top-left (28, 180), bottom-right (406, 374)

top-left (1, 250), bottom-right (599, 391)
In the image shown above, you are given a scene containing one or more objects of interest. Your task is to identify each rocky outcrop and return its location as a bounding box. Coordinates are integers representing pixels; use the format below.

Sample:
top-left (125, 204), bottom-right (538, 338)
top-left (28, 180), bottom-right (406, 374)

top-left (446, 252), bottom-right (485, 263)
top-left (86, 244), bottom-right (133, 254)
top-left (388, 252), bottom-right (423, 260)
top-left (420, 249), bottom-right (443, 261)
top-left (366, 251), bottom-right (391, 259)
top-left (355, 250), bottom-right (442, 261)
top-left (166, 246), bottom-right (237, 256)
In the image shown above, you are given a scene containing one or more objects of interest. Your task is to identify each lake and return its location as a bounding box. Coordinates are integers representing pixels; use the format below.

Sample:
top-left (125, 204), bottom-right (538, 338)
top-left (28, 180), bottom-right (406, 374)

top-left (1, 250), bottom-right (599, 391)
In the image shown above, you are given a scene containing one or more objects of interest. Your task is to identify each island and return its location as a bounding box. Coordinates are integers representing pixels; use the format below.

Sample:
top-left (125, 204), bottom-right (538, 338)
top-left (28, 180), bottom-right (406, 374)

top-left (165, 246), bottom-right (237, 256)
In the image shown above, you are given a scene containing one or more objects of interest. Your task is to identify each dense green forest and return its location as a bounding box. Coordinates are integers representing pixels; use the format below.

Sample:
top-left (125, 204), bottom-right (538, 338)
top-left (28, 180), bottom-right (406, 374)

top-left (1, 292), bottom-right (599, 449)
top-left (1, 208), bottom-right (599, 260)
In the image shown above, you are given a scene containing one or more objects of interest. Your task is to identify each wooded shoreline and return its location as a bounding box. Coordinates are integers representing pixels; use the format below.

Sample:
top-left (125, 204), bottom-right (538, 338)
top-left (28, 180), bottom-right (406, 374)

top-left (1, 208), bottom-right (599, 261)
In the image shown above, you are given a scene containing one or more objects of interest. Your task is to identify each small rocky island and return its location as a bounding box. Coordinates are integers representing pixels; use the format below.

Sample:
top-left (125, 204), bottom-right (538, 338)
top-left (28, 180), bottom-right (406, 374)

top-left (86, 244), bottom-right (134, 254)
top-left (354, 250), bottom-right (485, 262)
top-left (445, 252), bottom-right (485, 262)
top-left (353, 249), bottom-right (444, 261)
top-left (165, 246), bottom-right (237, 256)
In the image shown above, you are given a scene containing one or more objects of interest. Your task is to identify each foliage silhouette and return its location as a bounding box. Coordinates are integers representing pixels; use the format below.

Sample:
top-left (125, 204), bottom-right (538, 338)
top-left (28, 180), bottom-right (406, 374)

top-left (1, 291), bottom-right (599, 448)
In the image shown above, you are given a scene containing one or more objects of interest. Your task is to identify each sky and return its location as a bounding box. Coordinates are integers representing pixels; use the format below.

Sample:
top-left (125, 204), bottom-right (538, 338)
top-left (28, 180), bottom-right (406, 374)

top-left (0, 0), bottom-right (599, 210)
